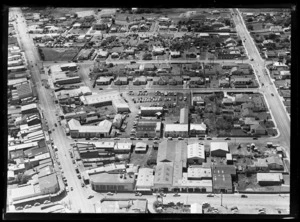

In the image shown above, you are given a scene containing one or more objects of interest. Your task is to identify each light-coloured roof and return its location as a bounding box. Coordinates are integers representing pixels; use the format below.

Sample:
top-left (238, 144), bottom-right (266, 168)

top-left (153, 162), bottom-right (173, 185)
top-left (187, 143), bottom-right (205, 159)
top-left (187, 167), bottom-right (212, 179)
top-left (164, 124), bottom-right (188, 132)
top-left (190, 123), bottom-right (206, 131)
top-left (257, 173), bottom-right (283, 182)
top-left (11, 184), bottom-right (36, 201)
top-left (136, 168), bottom-right (154, 188)
top-left (8, 142), bottom-right (38, 152)
top-left (89, 172), bottom-right (135, 184)
top-left (180, 108), bottom-right (189, 124)
top-left (140, 106), bottom-right (163, 111)
top-left (210, 142), bottom-right (229, 152)
top-left (178, 173), bottom-right (213, 187)
top-left (135, 142), bottom-right (147, 148)
top-left (21, 103), bottom-right (37, 112)
top-left (114, 142), bottom-right (132, 150)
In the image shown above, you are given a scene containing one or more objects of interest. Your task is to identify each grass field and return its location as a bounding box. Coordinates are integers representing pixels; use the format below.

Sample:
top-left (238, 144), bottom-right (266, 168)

top-left (41, 47), bottom-right (79, 61)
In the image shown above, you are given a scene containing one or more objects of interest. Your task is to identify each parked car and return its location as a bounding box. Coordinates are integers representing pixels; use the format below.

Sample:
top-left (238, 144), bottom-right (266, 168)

top-left (173, 193), bottom-right (180, 197)
top-left (253, 137), bottom-right (258, 140)
top-left (225, 137), bottom-right (231, 140)
top-left (206, 137), bottom-right (212, 140)
top-left (70, 187), bottom-right (73, 191)
top-left (114, 137), bottom-right (120, 140)
top-left (207, 194), bottom-right (214, 197)
top-left (241, 194), bottom-right (248, 198)
top-left (87, 195), bottom-right (94, 199)
top-left (135, 192), bottom-right (142, 196)
top-left (107, 192), bottom-right (114, 196)
top-left (271, 93), bottom-right (274, 96)
top-left (178, 137), bottom-right (183, 140)
top-left (81, 183), bottom-right (85, 187)
top-left (168, 137), bottom-right (173, 140)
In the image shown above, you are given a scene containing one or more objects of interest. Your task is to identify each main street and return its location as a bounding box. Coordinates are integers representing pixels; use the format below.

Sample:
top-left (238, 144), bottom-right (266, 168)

top-left (11, 8), bottom-right (94, 213)
top-left (230, 9), bottom-right (290, 156)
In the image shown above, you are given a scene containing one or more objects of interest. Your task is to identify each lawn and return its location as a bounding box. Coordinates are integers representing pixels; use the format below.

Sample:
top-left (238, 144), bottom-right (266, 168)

top-left (41, 47), bottom-right (79, 61)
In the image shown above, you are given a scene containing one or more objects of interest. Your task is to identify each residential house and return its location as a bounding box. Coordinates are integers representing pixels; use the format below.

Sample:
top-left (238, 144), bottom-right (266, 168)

top-left (133, 76), bottom-right (147, 85)
top-left (190, 123), bottom-right (207, 137)
top-left (266, 156), bottom-right (284, 170)
top-left (250, 124), bottom-right (267, 135)
top-left (114, 77), bottom-right (128, 85)
top-left (190, 77), bottom-right (204, 85)
top-left (257, 173), bottom-right (283, 186)
top-left (219, 78), bottom-right (230, 88)
top-left (192, 96), bottom-right (205, 106)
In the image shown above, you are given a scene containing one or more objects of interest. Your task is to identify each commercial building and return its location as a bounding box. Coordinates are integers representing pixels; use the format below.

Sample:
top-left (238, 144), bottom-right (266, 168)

top-left (100, 199), bottom-right (148, 213)
top-left (135, 168), bottom-right (154, 192)
top-left (11, 184), bottom-right (39, 202)
top-left (80, 91), bottom-right (130, 113)
top-left (21, 103), bottom-right (38, 114)
top-left (140, 106), bottom-right (163, 116)
top-left (112, 114), bottom-right (123, 129)
top-left (164, 124), bottom-right (189, 138)
top-left (114, 142), bottom-right (132, 154)
top-left (187, 143), bottom-right (205, 164)
top-left (136, 121), bottom-right (162, 138)
top-left (50, 64), bottom-right (81, 85)
top-left (67, 118), bottom-right (112, 138)
top-left (135, 142), bottom-right (148, 153)
top-left (180, 107), bottom-right (189, 124)
top-left (257, 173), bottom-right (283, 186)
top-left (90, 172), bottom-right (136, 192)
top-left (212, 174), bottom-right (233, 193)
top-left (210, 142), bottom-right (229, 157)
top-left (38, 173), bottom-right (59, 194)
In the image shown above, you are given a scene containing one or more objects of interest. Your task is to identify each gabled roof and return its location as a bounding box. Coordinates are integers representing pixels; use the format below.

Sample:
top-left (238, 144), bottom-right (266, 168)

top-left (153, 162), bottom-right (173, 185)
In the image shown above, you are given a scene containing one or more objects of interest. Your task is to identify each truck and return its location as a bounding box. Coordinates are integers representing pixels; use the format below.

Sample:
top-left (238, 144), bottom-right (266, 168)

top-left (54, 145), bottom-right (58, 151)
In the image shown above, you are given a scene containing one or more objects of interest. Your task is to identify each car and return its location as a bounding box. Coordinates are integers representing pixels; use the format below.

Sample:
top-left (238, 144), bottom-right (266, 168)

top-left (66, 187), bottom-right (69, 192)
top-left (251, 58), bottom-right (254, 61)
top-left (206, 137), bottom-right (212, 140)
top-left (81, 183), bottom-right (85, 187)
top-left (87, 195), bottom-right (94, 199)
top-left (72, 160), bottom-right (75, 164)
top-left (241, 194), bottom-right (248, 198)
top-left (148, 138), bottom-right (153, 140)
top-left (207, 194), bottom-right (214, 197)
top-left (114, 137), bottom-right (120, 140)
top-left (107, 192), bottom-right (114, 196)
top-left (198, 137), bottom-right (204, 140)
top-left (173, 193), bottom-right (180, 197)
top-left (130, 60), bottom-right (136, 64)
top-left (271, 93), bottom-right (274, 96)
top-left (70, 187), bottom-right (73, 191)
top-left (77, 174), bottom-right (81, 179)
top-left (225, 137), bottom-right (231, 140)
top-left (99, 88), bottom-right (103, 90)
top-left (168, 137), bottom-right (173, 140)
top-left (253, 137), bottom-right (258, 140)
top-left (130, 137), bottom-right (136, 140)
top-left (135, 192), bottom-right (142, 196)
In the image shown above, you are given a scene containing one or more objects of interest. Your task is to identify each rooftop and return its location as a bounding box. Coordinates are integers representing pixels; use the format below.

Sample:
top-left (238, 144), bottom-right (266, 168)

top-left (210, 142), bottom-right (229, 152)
top-left (164, 124), bottom-right (188, 132)
top-left (187, 143), bottom-right (205, 159)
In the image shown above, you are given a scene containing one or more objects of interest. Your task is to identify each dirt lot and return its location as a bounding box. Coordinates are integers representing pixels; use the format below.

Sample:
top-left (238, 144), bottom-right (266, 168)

top-left (41, 47), bottom-right (79, 61)
top-left (129, 144), bottom-right (157, 168)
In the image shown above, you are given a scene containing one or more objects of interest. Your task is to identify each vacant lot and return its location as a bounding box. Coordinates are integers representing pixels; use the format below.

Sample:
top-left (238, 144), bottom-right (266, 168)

top-left (41, 47), bottom-right (79, 61)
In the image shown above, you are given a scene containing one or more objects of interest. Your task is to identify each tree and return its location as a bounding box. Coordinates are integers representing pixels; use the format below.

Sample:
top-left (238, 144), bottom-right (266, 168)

top-left (247, 25), bottom-right (253, 31)
top-left (268, 33), bottom-right (277, 40)
top-left (224, 19), bottom-right (231, 26)
top-left (215, 42), bottom-right (221, 48)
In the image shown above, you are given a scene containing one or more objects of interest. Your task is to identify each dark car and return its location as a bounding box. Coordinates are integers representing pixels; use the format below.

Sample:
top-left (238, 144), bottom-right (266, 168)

top-left (99, 88), bottom-right (103, 90)
top-left (271, 93), bottom-right (274, 96)
top-left (241, 194), bottom-right (248, 198)
top-left (253, 137), bottom-right (258, 140)
top-left (54, 123), bottom-right (58, 127)
top-left (251, 58), bottom-right (254, 61)
top-left (225, 137), bottom-right (231, 140)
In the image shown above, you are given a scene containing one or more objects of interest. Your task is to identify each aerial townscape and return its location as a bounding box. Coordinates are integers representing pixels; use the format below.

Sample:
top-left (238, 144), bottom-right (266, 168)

top-left (6, 7), bottom-right (291, 215)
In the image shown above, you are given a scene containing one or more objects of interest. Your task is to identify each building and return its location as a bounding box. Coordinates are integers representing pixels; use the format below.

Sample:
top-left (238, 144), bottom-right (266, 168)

top-left (50, 64), bottom-right (81, 85)
top-left (11, 184), bottom-right (39, 202)
top-left (135, 168), bottom-right (154, 192)
top-left (114, 142), bottom-right (132, 154)
top-left (180, 107), bottom-right (189, 124)
top-left (210, 142), bottom-right (229, 157)
top-left (164, 124), bottom-right (189, 138)
top-left (140, 106), bottom-right (163, 116)
top-left (187, 143), bottom-right (205, 164)
top-left (80, 91), bottom-right (130, 113)
top-left (257, 173), bottom-right (283, 186)
top-left (38, 173), bottom-right (59, 194)
top-left (136, 121), bottom-right (161, 138)
top-left (250, 124), bottom-right (267, 135)
top-left (21, 103), bottom-right (38, 114)
top-left (189, 123), bottom-right (206, 137)
top-left (153, 162), bottom-right (174, 191)
top-left (135, 142), bottom-right (148, 153)
top-left (100, 199), bottom-right (148, 213)
top-left (192, 96), bottom-right (205, 106)
top-left (266, 156), bottom-right (284, 170)
top-left (133, 76), bottom-right (147, 85)
top-left (90, 172), bottom-right (136, 192)
top-left (112, 114), bottom-right (123, 129)
top-left (68, 118), bottom-right (112, 138)
top-left (212, 174), bottom-right (233, 193)
top-left (187, 167), bottom-right (212, 180)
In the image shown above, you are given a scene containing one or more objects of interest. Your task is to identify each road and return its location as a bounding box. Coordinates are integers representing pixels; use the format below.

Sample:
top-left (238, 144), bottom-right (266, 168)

top-left (231, 9), bottom-right (290, 157)
top-left (11, 8), bottom-right (94, 213)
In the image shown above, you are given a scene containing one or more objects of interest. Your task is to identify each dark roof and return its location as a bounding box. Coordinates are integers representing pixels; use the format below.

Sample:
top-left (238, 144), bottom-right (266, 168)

top-left (212, 165), bottom-right (236, 176)
top-left (213, 174), bottom-right (232, 189)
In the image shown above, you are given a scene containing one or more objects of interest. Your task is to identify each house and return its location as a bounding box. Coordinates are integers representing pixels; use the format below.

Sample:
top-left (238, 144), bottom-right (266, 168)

top-left (266, 156), bottom-right (284, 170)
top-left (164, 124), bottom-right (189, 138)
top-left (265, 51), bottom-right (277, 59)
top-left (114, 77), bottom-right (128, 85)
top-left (152, 46), bottom-right (165, 55)
top-left (192, 96), bottom-right (205, 106)
top-left (210, 142), bottom-right (229, 157)
top-left (126, 64), bottom-right (140, 71)
top-left (143, 63), bottom-right (156, 71)
top-left (153, 76), bottom-right (168, 85)
top-left (250, 124), bottom-right (267, 135)
top-left (133, 76), bottom-right (147, 85)
top-left (96, 77), bottom-right (113, 85)
top-left (219, 78), bottom-right (230, 88)
top-left (136, 121), bottom-right (161, 138)
top-left (187, 143), bottom-right (205, 164)
top-left (190, 123), bottom-right (206, 137)
top-left (190, 77), bottom-right (204, 85)
top-left (257, 173), bottom-right (283, 186)
top-left (173, 76), bottom-right (183, 85)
